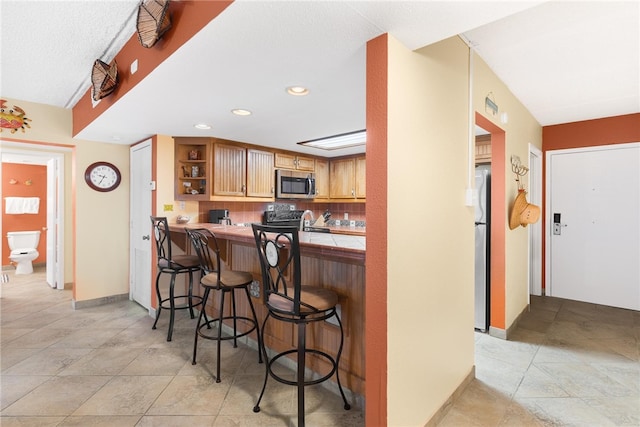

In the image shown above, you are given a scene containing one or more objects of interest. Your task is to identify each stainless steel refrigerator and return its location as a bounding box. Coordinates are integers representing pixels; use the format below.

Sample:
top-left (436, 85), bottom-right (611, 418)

top-left (474, 165), bottom-right (491, 331)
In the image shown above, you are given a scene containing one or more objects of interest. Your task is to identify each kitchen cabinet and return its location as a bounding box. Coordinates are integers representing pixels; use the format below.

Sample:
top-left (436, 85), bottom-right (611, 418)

top-left (213, 142), bottom-right (246, 197)
top-left (174, 138), bottom-right (210, 201)
top-left (314, 158), bottom-right (329, 199)
top-left (475, 134), bottom-right (491, 164)
top-left (246, 148), bottom-right (274, 198)
top-left (355, 156), bottom-right (366, 198)
top-left (275, 152), bottom-right (315, 171)
top-left (329, 156), bottom-right (366, 200)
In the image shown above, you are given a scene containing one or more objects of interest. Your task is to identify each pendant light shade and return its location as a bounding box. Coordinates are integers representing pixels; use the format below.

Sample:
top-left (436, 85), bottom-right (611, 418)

top-left (136, 0), bottom-right (172, 48)
top-left (91, 59), bottom-right (119, 101)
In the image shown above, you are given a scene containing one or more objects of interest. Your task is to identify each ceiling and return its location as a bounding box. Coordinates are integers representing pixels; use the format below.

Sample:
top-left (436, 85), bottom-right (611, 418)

top-left (2, 1), bottom-right (638, 158)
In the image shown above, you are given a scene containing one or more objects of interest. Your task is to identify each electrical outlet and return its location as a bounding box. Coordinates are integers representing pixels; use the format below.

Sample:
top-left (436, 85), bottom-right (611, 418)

top-left (349, 220), bottom-right (356, 227)
top-left (267, 205), bottom-right (274, 211)
top-left (250, 280), bottom-right (260, 298)
top-left (344, 212), bottom-right (349, 220)
top-left (179, 201), bottom-right (185, 210)
top-left (289, 204), bottom-right (295, 210)
top-left (163, 204), bottom-right (173, 212)
top-left (335, 220), bottom-right (340, 226)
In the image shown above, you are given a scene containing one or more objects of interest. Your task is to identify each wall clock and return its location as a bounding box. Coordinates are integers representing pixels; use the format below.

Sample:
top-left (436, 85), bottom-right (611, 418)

top-left (85, 161), bottom-right (121, 192)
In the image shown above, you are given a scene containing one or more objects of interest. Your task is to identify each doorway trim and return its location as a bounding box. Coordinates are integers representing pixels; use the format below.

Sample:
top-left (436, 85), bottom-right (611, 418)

top-left (528, 144), bottom-right (542, 297)
top-left (475, 113), bottom-right (506, 335)
top-left (1, 142), bottom-right (68, 289)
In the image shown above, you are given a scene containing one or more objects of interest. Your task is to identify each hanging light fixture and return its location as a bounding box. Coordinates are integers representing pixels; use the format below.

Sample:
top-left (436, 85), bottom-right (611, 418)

top-left (136, 0), bottom-right (172, 48)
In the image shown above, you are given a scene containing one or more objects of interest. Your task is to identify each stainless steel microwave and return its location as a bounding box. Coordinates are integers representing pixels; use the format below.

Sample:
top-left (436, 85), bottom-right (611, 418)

top-left (275, 169), bottom-right (316, 199)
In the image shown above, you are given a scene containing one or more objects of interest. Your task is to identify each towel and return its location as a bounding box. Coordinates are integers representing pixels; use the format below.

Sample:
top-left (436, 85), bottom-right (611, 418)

top-left (23, 197), bottom-right (40, 214)
top-left (4, 197), bottom-right (40, 214)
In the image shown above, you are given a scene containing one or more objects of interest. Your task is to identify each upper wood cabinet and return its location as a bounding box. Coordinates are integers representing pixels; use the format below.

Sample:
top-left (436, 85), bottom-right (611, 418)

top-left (329, 156), bottom-right (366, 200)
top-left (275, 152), bottom-right (315, 171)
top-left (355, 156), bottom-right (366, 198)
top-left (174, 138), bottom-right (210, 201)
top-left (314, 158), bottom-right (329, 199)
top-left (213, 142), bottom-right (246, 197)
top-left (475, 134), bottom-right (491, 164)
top-left (246, 148), bottom-right (274, 198)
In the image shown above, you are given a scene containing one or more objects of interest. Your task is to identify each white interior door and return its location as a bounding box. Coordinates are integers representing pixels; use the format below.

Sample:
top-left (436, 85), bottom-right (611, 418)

top-left (130, 140), bottom-right (152, 310)
top-left (546, 143), bottom-right (640, 310)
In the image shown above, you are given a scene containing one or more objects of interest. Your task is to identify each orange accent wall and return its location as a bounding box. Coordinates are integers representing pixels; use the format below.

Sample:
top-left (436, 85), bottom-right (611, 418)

top-left (365, 33), bottom-right (388, 426)
top-left (541, 113), bottom-right (640, 291)
top-left (2, 163), bottom-right (47, 266)
top-left (73, 1), bottom-right (233, 135)
top-left (475, 114), bottom-right (507, 330)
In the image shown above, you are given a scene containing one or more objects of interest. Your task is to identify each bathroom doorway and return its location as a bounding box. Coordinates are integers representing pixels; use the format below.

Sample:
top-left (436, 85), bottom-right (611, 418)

top-left (1, 144), bottom-right (66, 289)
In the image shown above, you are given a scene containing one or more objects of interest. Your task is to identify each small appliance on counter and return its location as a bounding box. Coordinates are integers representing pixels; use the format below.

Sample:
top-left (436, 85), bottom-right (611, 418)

top-left (209, 209), bottom-right (231, 225)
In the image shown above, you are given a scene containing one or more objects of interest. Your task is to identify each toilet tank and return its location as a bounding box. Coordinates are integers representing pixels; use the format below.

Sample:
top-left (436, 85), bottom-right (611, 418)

top-left (7, 231), bottom-right (41, 250)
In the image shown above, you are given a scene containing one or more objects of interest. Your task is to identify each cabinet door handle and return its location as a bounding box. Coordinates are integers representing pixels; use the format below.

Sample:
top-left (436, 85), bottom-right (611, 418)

top-left (142, 235), bottom-right (150, 240)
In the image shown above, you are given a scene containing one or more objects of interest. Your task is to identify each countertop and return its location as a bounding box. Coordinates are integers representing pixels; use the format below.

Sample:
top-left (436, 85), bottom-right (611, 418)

top-left (169, 222), bottom-right (365, 263)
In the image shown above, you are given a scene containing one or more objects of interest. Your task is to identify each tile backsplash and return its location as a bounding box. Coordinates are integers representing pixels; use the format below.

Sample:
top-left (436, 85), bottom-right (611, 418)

top-left (198, 201), bottom-right (365, 226)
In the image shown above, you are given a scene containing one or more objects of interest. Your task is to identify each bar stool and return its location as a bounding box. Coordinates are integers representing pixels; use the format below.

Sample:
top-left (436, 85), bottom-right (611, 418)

top-left (186, 227), bottom-right (262, 383)
top-left (150, 216), bottom-right (203, 341)
top-left (251, 224), bottom-right (350, 427)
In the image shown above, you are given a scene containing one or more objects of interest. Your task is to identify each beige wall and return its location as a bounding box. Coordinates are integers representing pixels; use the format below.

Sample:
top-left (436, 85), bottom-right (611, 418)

top-left (0, 98), bottom-right (130, 302)
top-left (382, 35), bottom-right (542, 425)
top-left (472, 54), bottom-right (543, 329)
top-left (386, 35), bottom-right (476, 426)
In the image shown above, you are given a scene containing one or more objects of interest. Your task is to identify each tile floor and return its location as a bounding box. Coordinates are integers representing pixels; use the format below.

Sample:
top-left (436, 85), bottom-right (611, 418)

top-left (2, 268), bottom-right (639, 426)
top-left (440, 295), bottom-right (640, 426)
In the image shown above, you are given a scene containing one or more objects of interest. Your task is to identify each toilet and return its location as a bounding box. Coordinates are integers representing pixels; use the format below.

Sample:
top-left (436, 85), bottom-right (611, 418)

top-left (7, 231), bottom-right (41, 275)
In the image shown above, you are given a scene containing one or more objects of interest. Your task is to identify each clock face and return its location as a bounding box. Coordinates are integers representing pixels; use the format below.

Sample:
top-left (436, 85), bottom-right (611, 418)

top-left (85, 162), bottom-right (121, 192)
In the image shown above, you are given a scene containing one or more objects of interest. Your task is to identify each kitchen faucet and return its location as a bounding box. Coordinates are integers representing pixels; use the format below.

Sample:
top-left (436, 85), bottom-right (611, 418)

top-left (299, 210), bottom-right (314, 231)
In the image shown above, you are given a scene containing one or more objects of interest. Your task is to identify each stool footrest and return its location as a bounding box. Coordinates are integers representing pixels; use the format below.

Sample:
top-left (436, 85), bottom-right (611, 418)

top-left (158, 295), bottom-right (203, 311)
top-left (196, 316), bottom-right (258, 341)
top-left (267, 348), bottom-right (338, 387)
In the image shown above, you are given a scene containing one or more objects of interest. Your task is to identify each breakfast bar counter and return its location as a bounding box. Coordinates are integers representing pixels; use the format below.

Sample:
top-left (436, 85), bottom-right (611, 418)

top-left (168, 223), bottom-right (365, 396)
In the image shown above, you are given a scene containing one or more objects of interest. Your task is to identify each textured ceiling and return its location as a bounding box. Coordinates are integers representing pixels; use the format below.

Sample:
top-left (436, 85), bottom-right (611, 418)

top-left (1, 1), bottom-right (638, 157)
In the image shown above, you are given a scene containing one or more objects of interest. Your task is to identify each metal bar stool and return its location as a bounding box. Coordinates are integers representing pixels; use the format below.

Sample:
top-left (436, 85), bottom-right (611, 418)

top-left (251, 224), bottom-right (350, 427)
top-left (150, 216), bottom-right (203, 341)
top-left (186, 227), bottom-right (262, 383)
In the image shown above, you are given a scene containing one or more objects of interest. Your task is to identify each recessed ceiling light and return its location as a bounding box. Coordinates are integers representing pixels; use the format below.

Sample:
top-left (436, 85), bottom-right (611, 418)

top-left (286, 86), bottom-right (309, 96)
top-left (298, 130), bottom-right (366, 150)
top-left (232, 109), bottom-right (252, 116)
top-left (194, 123), bottom-right (211, 130)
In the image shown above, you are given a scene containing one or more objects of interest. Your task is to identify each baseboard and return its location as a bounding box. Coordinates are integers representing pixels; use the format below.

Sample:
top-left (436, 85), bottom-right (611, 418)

top-left (424, 366), bottom-right (475, 427)
top-left (72, 293), bottom-right (129, 309)
top-left (489, 303), bottom-right (530, 340)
